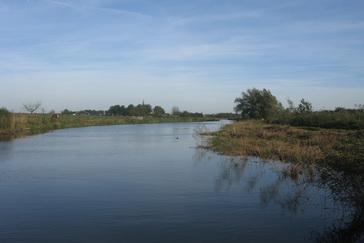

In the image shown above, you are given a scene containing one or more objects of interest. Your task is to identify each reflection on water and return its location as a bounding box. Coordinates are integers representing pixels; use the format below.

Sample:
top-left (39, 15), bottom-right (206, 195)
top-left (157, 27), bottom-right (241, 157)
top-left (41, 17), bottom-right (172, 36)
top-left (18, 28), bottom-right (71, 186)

top-left (0, 121), bottom-right (362, 242)
top-left (193, 146), bottom-right (364, 242)
top-left (0, 129), bottom-right (54, 142)
top-left (311, 167), bottom-right (364, 242)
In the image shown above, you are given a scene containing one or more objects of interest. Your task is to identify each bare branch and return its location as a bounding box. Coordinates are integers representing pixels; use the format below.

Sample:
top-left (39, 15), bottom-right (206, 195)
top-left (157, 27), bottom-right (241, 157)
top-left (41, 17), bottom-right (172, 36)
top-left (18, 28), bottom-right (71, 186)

top-left (23, 101), bottom-right (42, 114)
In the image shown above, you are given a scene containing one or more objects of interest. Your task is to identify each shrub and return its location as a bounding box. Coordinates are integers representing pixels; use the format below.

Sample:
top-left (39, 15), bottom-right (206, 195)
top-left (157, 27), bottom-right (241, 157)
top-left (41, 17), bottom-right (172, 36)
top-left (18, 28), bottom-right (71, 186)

top-left (270, 108), bottom-right (363, 130)
top-left (0, 107), bottom-right (12, 130)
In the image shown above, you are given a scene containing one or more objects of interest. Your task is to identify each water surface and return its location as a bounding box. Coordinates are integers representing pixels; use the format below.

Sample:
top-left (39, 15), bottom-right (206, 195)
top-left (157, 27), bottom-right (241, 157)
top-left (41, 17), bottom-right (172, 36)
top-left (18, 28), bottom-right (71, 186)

top-left (0, 121), bottom-right (338, 242)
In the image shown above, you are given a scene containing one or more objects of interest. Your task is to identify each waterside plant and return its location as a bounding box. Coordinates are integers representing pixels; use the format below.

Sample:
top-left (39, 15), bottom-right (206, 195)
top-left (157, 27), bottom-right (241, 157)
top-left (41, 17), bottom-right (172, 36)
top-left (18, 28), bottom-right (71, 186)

top-left (206, 120), bottom-right (363, 174)
top-left (0, 112), bottom-right (217, 136)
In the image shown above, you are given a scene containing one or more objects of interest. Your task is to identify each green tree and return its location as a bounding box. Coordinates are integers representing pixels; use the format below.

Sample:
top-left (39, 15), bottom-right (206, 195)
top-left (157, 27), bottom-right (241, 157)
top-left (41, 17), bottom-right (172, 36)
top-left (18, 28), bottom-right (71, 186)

top-left (180, 111), bottom-right (190, 117)
top-left (153, 106), bottom-right (165, 117)
top-left (61, 109), bottom-right (71, 115)
top-left (234, 88), bottom-right (280, 120)
top-left (143, 104), bottom-right (152, 115)
top-left (190, 112), bottom-right (203, 118)
top-left (134, 104), bottom-right (152, 116)
top-left (126, 104), bottom-right (136, 116)
top-left (108, 105), bottom-right (120, 116)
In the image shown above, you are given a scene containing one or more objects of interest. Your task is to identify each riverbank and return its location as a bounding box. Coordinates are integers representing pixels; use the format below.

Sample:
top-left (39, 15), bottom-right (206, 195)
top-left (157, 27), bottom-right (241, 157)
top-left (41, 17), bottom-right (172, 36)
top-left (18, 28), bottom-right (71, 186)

top-left (206, 120), bottom-right (364, 242)
top-left (0, 113), bottom-right (219, 136)
top-left (205, 120), bottom-right (363, 177)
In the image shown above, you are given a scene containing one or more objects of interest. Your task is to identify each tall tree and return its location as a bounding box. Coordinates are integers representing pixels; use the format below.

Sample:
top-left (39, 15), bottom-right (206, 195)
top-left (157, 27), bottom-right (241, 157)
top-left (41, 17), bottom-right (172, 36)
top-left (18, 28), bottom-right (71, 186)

top-left (234, 88), bottom-right (280, 119)
top-left (153, 106), bottom-right (165, 117)
top-left (108, 105), bottom-right (120, 116)
top-left (126, 104), bottom-right (135, 116)
top-left (134, 104), bottom-right (152, 116)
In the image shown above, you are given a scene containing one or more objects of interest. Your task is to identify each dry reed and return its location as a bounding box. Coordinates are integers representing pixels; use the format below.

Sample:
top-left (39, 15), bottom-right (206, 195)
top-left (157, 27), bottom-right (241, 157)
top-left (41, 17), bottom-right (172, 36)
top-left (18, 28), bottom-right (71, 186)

top-left (205, 120), bottom-right (362, 178)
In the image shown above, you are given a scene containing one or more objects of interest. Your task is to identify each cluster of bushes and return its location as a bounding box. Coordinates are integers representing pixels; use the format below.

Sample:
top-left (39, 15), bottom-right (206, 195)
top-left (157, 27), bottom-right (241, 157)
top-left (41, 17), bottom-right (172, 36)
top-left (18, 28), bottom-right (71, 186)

top-left (268, 106), bottom-right (363, 130)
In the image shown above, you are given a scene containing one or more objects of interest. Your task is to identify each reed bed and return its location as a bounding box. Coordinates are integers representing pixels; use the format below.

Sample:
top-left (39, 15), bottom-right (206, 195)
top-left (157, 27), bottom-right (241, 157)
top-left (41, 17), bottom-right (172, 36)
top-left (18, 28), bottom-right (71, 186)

top-left (205, 120), bottom-right (363, 178)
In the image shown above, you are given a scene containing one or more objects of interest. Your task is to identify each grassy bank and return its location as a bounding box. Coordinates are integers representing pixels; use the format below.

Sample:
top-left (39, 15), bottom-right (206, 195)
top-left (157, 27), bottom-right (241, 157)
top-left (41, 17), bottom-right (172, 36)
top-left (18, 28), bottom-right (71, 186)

top-left (205, 120), bottom-right (363, 177)
top-left (0, 113), bottom-right (218, 136)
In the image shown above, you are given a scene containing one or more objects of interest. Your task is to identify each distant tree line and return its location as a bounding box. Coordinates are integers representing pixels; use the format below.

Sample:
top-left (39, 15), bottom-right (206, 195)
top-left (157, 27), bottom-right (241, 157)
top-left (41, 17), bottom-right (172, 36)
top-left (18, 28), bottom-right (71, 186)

top-left (107, 103), bottom-right (208, 118)
top-left (170, 106), bottom-right (204, 118)
top-left (206, 113), bottom-right (240, 120)
top-left (107, 103), bottom-right (162, 117)
top-left (61, 104), bottom-right (237, 119)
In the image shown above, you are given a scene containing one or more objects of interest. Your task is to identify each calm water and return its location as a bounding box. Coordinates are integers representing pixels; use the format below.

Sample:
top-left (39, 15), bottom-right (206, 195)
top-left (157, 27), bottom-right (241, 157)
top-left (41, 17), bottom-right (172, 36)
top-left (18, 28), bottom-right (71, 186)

top-left (0, 121), bottom-right (338, 242)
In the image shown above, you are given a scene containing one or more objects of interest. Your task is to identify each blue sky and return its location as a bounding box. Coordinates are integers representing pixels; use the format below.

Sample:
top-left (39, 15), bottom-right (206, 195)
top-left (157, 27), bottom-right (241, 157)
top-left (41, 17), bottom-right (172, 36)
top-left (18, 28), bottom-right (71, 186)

top-left (1, 0), bottom-right (363, 113)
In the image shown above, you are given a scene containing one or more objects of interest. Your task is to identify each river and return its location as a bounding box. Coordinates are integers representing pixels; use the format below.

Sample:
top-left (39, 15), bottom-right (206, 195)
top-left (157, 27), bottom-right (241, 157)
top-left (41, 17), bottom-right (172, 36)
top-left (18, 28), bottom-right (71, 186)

top-left (0, 121), bottom-right (342, 242)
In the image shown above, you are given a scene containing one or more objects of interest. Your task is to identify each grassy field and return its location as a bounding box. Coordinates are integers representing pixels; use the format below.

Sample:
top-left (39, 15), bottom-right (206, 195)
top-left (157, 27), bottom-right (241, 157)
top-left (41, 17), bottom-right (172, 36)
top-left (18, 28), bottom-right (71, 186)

top-left (0, 113), bottom-right (217, 136)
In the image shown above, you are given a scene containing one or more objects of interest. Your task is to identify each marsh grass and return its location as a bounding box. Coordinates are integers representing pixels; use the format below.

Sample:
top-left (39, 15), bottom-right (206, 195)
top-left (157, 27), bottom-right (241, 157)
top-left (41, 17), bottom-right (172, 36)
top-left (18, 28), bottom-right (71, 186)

top-left (204, 120), bottom-right (363, 178)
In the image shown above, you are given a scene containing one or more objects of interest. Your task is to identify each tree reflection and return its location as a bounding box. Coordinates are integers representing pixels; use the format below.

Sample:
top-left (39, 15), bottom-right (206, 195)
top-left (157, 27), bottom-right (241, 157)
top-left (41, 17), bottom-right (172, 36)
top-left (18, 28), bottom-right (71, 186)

top-left (0, 129), bottom-right (53, 142)
top-left (310, 167), bottom-right (364, 242)
top-left (260, 174), bottom-right (314, 214)
top-left (193, 148), bottom-right (364, 242)
top-left (310, 133), bottom-right (364, 243)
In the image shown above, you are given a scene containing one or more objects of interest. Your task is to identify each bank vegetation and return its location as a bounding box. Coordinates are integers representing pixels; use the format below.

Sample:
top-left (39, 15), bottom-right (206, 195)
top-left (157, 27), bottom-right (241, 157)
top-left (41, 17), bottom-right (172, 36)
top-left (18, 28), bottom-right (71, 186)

top-left (0, 109), bottom-right (218, 136)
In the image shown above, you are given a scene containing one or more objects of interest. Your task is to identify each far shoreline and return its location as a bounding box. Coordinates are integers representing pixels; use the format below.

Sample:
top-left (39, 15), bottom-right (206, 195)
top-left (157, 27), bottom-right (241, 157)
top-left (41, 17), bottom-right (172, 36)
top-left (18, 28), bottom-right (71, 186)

top-left (0, 113), bottom-right (222, 139)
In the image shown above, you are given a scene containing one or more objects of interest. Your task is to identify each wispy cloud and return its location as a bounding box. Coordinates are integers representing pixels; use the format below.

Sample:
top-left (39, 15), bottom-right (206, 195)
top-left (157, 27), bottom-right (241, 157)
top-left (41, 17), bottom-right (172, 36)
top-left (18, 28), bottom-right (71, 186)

top-left (1, 0), bottom-right (363, 112)
top-left (43, 0), bottom-right (74, 8)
